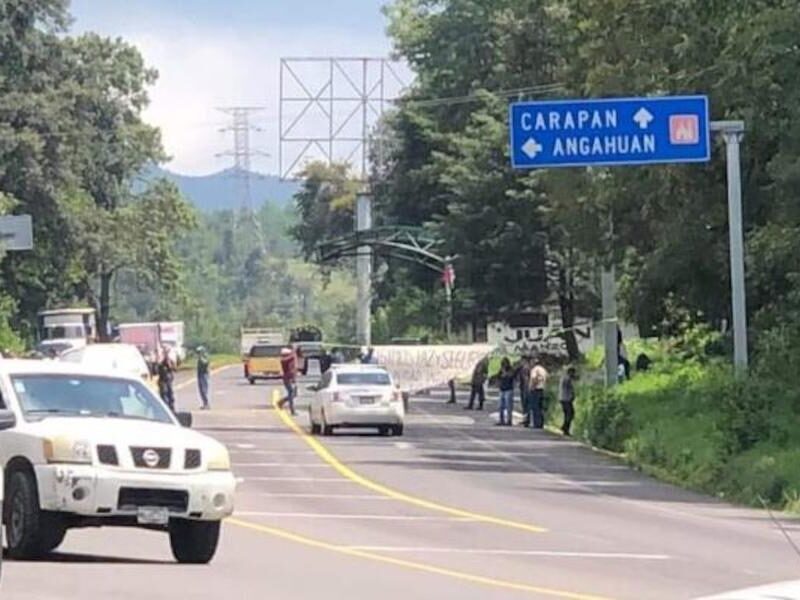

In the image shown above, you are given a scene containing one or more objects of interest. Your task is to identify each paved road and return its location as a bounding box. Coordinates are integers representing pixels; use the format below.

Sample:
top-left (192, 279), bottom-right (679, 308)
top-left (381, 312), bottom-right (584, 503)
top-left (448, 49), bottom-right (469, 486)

top-left (3, 367), bottom-right (800, 599)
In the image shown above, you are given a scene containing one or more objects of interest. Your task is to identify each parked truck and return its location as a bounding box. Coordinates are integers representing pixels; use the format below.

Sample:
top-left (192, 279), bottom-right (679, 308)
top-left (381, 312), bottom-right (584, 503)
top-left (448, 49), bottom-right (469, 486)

top-left (118, 321), bottom-right (186, 365)
top-left (240, 327), bottom-right (283, 358)
top-left (289, 325), bottom-right (323, 375)
top-left (36, 308), bottom-right (97, 357)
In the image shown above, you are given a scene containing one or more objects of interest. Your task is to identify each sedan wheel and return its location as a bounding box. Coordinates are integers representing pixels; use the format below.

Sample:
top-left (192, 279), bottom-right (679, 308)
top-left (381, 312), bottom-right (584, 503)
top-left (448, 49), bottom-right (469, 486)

top-left (309, 408), bottom-right (321, 435)
top-left (321, 410), bottom-right (333, 436)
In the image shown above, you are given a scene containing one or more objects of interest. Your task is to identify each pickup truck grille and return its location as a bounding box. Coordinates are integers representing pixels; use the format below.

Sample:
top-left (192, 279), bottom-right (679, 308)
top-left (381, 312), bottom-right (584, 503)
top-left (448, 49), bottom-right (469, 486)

top-left (117, 487), bottom-right (188, 513)
top-left (97, 444), bottom-right (119, 466)
top-left (130, 447), bottom-right (171, 469)
top-left (184, 449), bottom-right (202, 469)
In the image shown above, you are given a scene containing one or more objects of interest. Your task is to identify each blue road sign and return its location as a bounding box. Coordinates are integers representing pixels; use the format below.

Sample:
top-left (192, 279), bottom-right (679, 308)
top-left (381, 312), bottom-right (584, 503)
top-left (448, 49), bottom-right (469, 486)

top-left (509, 95), bottom-right (710, 169)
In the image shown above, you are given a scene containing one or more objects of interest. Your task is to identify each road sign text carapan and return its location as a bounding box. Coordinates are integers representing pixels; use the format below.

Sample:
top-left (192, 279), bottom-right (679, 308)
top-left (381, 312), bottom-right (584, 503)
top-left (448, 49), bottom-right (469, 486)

top-left (518, 106), bottom-right (657, 158)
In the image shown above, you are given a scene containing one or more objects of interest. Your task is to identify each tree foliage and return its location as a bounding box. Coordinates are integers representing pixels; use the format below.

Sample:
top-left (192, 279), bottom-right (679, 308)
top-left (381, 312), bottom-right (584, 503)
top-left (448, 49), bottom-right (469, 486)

top-left (0, 0), bottom-right (196, 342)
top-left (369, 0), bottom-right (800, 354)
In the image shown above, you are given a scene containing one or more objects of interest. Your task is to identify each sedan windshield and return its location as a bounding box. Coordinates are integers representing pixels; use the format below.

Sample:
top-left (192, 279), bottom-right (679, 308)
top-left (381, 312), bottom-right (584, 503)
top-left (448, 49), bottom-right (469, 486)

top-left (11, 374), bottom-right (173, 424)
top-left (336, 372), bottom-right (392, 386)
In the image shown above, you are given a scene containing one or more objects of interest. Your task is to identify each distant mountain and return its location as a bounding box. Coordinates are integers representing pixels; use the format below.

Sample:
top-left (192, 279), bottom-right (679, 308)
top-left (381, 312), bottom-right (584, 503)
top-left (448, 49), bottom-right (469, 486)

top-left (142, 166), bottom-right (299, 213)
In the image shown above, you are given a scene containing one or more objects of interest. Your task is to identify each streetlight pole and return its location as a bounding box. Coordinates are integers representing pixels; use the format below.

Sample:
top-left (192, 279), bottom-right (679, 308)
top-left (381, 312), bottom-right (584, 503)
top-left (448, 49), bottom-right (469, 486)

top-left (355, 189), bottom-right (373, 347)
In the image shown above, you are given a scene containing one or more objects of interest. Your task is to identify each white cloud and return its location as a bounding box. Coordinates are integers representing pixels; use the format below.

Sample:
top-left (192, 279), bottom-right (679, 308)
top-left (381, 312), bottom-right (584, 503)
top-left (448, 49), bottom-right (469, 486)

top-left (122, 23), bottom-right (399, 175)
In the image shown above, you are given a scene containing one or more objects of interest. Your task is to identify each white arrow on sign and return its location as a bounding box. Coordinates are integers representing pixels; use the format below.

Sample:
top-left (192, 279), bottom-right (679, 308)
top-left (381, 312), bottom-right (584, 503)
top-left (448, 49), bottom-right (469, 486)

top-left (521, 137), bottom-right (544, 159)
top-left (633, 107), bottom-right (654, 129)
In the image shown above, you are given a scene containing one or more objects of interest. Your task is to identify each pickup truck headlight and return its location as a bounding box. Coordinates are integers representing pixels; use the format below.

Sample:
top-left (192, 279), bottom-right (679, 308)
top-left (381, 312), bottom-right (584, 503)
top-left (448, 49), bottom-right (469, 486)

top-left (207, 447), bottom-right (230, 471)
top-left (43, 437), bottom-right (92, 464)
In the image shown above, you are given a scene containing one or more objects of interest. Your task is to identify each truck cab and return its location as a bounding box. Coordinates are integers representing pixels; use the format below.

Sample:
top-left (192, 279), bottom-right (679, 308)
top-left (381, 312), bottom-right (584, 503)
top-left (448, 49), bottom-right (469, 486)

top-left (36, 308), bottom-right (97, 357)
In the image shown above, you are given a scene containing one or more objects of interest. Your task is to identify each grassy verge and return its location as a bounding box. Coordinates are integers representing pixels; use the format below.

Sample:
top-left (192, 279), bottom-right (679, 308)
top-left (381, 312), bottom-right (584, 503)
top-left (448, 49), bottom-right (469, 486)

top-left (557, 339), bottom-right (800, 511)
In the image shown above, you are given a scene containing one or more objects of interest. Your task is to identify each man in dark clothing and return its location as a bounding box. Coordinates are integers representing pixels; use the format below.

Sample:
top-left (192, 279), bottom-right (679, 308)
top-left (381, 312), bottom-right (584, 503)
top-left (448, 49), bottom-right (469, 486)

top-left (157, 348), bottom-right (176, 411)
top-left (277, 347), bottom-right (298, 415)
top-left (496, 358), bottom-right (516, 426)
top-left (465, 356), bottom-right (489, 410)
top-left (196, 346), bottom-right (210, 410)
top-left (559, 366), bottom-right (577, 436)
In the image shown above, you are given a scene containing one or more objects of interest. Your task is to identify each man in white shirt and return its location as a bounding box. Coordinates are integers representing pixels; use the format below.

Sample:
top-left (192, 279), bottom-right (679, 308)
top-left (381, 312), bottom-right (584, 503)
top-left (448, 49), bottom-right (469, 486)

top-left (528, 357), bottom-right (549, 429)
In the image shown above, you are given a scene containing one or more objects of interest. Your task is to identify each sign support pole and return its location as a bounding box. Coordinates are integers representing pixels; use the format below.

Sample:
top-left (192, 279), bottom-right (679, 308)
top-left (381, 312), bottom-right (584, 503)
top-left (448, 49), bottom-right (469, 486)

top-left (356, 190), bottom-right (373, 347)
top-left (711, 120), bottom-right (747, 372)
top-left (601, 267), bottom-right (618, 386)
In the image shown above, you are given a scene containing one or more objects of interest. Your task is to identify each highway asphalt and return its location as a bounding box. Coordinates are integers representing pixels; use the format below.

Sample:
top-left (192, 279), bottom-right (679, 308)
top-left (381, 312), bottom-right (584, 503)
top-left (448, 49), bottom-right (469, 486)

top-left (3, 366), bottom-right (800, 599)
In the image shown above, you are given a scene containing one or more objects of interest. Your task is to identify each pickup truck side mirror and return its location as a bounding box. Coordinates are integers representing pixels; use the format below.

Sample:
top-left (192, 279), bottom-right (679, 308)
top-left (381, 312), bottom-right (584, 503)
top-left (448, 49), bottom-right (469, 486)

top-left (0, 409), bottom-right (16, 431)
top-left (176, 412), bottom-right (193, 428)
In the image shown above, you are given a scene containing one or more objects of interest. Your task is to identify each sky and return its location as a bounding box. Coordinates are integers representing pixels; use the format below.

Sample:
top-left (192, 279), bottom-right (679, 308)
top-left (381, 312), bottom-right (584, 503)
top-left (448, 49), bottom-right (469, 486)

top-left (69, 0), bottom-right (400, 176)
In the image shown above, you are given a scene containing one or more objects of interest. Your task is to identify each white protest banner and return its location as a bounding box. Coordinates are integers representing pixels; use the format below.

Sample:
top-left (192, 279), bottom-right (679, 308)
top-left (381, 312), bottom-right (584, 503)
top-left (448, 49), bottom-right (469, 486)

top-left (372, 344), bottom-right (495, 394)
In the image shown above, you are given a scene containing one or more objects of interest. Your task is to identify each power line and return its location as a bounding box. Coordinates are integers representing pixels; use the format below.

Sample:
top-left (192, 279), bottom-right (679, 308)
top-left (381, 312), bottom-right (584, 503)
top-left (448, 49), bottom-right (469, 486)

top-left (398, 82), bottom-right (566, 108)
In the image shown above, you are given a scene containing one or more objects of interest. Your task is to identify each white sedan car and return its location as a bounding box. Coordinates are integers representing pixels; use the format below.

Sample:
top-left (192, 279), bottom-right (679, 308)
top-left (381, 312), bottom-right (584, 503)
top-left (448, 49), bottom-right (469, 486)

top-left (0, 360), bottom-right (235, 563)
top-left (308, 365), bottom-right (404, 436)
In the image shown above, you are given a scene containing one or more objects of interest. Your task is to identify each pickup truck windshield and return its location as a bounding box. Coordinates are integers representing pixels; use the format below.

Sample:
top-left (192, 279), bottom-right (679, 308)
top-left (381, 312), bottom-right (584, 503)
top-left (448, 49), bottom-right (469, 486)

top-left (11, 374), bottom-right (173, 424)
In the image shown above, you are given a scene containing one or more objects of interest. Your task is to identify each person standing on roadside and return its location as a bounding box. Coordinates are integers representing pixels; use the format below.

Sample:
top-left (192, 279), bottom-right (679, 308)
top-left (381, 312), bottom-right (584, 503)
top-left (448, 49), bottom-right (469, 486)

top-left (465, 356), bottom-right (489, 410)
top-left (528, 357), bottom-right (549, 429)
top-left (517, 355), bottom-right (532, 426)
top-left (157, 346), bottom-right (176, 411)
top-left (495, 358), bottom-right (516, 426)
top-left (277, 347), bottom-right (298, 415)
top-left (560, 366), bottom-right (578, 436)
top-left (196, 346), bottom-right (211, 410)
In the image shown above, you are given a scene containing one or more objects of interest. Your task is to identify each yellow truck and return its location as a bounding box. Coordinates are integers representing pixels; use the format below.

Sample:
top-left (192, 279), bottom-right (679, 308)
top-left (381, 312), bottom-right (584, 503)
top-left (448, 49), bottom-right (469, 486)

top-left (244, 342), bottom-right (284, 384)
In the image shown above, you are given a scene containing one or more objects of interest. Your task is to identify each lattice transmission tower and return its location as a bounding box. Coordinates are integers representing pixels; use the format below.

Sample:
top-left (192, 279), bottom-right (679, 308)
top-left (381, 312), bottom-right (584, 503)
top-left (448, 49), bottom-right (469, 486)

top-left (216, 106), bottom-right (270, 248)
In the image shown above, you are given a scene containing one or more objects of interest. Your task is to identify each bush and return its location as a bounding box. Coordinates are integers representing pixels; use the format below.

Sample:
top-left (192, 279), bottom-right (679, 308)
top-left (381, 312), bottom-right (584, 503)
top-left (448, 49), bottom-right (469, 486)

top-left (577, 387), bottom-right (633, 453)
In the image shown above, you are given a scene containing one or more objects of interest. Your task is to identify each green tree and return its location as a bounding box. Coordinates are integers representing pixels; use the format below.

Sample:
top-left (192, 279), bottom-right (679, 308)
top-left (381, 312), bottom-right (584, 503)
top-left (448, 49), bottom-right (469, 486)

top-left (290, 161), bottom-right (359, 261)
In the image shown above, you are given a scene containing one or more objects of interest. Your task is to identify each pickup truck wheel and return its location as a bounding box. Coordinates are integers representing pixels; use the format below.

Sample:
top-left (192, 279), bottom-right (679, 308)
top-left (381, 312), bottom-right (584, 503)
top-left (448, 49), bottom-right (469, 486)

top-left (5, 470), bottom-right (47, 559)
top-left (40, 519), bottom-right (67, 553)
top-left (248, 378), bottom-right (256, 385)
top-left (392, 425), bottom-right (404, 437)
top-left (169, 519), bottom-right (221, 564)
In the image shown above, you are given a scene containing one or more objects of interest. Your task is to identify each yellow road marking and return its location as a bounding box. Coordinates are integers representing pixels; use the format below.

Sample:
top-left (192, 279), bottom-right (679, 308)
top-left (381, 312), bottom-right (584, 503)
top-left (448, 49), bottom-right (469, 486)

top-left (228, 517), bottom-right (611, 600)
top-left (271, 389), bottom-right (547, 534)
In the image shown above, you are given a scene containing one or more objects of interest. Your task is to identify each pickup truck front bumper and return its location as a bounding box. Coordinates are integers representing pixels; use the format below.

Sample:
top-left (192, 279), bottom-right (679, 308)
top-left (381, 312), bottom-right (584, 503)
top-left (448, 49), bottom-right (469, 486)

top-left (35, 464), bottom-right (235, 522)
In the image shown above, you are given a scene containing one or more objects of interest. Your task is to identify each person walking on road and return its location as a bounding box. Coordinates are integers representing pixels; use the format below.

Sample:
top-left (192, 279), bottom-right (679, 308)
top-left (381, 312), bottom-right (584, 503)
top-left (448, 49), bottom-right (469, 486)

top-left (560, 366), bottom-right (577, 436)
top-left (157, 346), bottom-right (176, 412)
top-left (517, 355), bottom-right (533, 426)
top-left (465, 356), bottom-right (489, 410)
top-left (446, 378), bottom-right (457, 404)
top-left (196, 346), bottom-right (211, 410)
top-left (277, 347), bottom-right (298, 415)
top-left (496, 357), bottom-right (516, 426)
top-left (529, 357), bottom-right (549, 429)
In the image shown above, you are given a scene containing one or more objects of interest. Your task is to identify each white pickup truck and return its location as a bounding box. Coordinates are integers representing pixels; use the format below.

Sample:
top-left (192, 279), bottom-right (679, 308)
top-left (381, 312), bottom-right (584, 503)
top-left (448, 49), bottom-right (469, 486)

top-left (0, 360), bottom-right (235, 564)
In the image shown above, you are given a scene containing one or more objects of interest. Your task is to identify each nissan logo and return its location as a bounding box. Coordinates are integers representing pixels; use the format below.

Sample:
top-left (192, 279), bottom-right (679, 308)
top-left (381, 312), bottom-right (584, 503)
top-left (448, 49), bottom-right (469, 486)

top-left (142, 449), bottom-right (160, 468)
